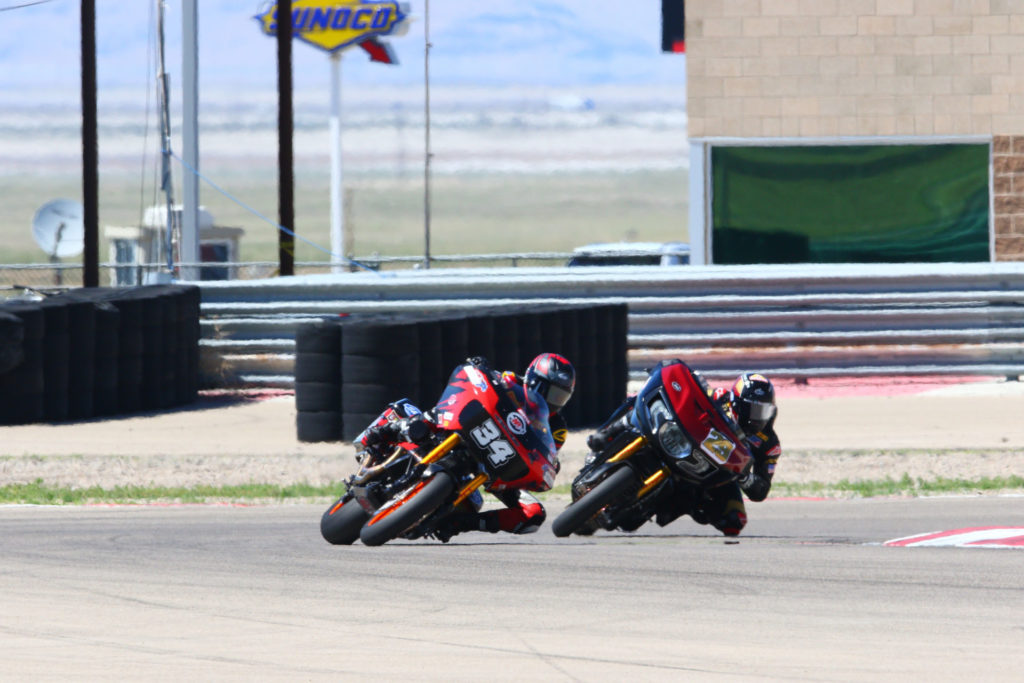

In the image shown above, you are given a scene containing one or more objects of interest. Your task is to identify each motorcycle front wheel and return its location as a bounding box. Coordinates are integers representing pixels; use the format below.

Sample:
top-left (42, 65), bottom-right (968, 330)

top-left (551, 466), bottom-right (638, 538)
top-left (320, 496), bottom-right (370, 545)
top-left (359, 472), bottom-right (455, 547)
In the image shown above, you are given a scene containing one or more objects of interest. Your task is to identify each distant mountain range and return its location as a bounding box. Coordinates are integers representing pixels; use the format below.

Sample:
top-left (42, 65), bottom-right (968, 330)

top-left (0, 0), bottom-right (687, 95)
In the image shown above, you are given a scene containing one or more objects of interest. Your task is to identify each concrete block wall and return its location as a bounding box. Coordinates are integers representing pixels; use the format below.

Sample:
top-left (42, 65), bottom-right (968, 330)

top-left (687, 0), bottom-right (1024, 139)
top-left (686, 1), bottom-right (1024, 261)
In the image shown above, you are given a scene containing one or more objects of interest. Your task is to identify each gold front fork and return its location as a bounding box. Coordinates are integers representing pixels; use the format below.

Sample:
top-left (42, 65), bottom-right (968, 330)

top-left (420, 432), bottom-right (461, 466)
top-left (452, 473), bottom-right (488, 507)
top-left (637, 468), bottom-right (669, 498)
top-left (607, 435), bottom-right (646, 463)
top-left (419, 432), bottom-right (484, 506)
top-left (603, 435), bottom-right (665, 500)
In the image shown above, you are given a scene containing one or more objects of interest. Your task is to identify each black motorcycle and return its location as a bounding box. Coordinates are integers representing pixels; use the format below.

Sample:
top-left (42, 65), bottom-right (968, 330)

top-left (552, 360), bottom-right (754, 537)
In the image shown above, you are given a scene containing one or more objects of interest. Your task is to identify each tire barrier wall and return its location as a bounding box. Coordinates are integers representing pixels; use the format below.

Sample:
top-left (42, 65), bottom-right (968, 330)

top-left (0, 311), bottom-right (24, 376)
top-left (293, 319), bottom-right (343, 443)
top-left (0, 285), bottom-right (201, 425)
top-left (293, 304), bottom-right (628, 443)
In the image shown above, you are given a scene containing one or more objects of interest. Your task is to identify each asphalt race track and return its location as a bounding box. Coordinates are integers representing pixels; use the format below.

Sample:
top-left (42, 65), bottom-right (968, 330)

top-left (1, 496), bottom-right (1023, 680)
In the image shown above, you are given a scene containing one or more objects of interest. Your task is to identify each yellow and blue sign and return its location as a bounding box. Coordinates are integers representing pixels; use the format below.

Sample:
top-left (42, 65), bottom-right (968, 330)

top-left (255, 1), bottom-right (408, 56)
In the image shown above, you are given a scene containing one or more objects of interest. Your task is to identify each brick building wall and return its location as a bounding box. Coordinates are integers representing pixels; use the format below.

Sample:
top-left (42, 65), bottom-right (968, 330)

top-left (994, 135), bottom-right (1024, 260)
top-left (686, 0), bottom-right (1024, 261)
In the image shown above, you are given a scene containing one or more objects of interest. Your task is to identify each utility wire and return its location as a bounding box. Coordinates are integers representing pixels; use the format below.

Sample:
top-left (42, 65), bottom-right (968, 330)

top-left (169, 152), bottom-right (379, 275)
top-left (0, 0), bottom-right (58, 12)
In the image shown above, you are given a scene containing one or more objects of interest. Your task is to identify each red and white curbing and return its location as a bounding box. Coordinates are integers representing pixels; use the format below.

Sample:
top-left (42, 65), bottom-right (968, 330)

top-left (885, 526), bottom-right (1024, 548)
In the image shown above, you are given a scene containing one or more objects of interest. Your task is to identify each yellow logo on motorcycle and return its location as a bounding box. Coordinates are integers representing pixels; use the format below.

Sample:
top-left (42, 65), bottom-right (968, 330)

top-left (700, 428), bottom-right (734, 465)
top-left (255, 1), bottom-right (408, 54)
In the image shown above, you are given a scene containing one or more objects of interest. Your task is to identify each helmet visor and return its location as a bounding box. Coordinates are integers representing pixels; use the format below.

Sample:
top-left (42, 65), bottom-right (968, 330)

top-left (543, 383), bottom-right (573, 411)
top-left (744, 399), bottom-right (776, 427)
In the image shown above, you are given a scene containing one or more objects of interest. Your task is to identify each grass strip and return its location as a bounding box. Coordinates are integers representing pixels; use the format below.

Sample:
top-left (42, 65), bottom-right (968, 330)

top-left (545, 473), bottom-right (1024, 501)
top-left (2, 474), bottom-right (1022, 505)
top-left (770, 473), bottom-right (1024, 498)
top-left (0, 479), bottom-right (340, 505)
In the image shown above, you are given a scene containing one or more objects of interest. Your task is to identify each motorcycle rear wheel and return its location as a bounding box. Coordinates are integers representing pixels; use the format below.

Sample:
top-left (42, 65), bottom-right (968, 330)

top-left (359, 473), bottom-right (455, 546)
top-left (552, 466), bottom-right (637, 538)
top-left (320, 496), bottom-right (369, 545)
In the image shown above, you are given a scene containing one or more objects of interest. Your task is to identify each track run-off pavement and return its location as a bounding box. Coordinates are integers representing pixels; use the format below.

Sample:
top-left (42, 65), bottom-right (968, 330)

top-left (1, 495), bottom-right (1023, 680)
top-left (2, 375), bottom-right (1024, 679)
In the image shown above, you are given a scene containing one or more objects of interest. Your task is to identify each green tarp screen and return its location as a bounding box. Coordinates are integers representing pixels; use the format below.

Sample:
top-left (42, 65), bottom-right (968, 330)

top-left (711, 143), bottom-right (990, 264)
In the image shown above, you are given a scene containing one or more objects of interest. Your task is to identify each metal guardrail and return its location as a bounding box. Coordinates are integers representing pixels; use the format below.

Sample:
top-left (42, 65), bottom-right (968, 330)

top-left (194, 263), bottom-right (1024, 387)
top-left (0, 254), bottom-right (575, 291)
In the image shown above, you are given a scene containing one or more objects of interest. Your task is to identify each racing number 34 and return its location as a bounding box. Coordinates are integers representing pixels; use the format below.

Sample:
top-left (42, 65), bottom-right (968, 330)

top-left (470, 420), bottom-right (515, 467)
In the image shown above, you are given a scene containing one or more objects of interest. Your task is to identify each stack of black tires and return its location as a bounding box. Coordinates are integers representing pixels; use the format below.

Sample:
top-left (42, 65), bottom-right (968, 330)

top-left (293, 319), bottom-right (345, 443)
top-left (294, 304), bottom-right (628, 443)
top-left (0, 285), bottom-right (200, 425)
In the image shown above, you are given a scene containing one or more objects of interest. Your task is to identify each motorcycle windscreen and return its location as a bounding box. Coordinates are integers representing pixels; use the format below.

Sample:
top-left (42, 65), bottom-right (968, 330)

top-left (434, 364), bottom-right (499, 431)
top-left (660, 363), bottom-right (752, 474)
top-left (476, 383), bottom-right (558, 491)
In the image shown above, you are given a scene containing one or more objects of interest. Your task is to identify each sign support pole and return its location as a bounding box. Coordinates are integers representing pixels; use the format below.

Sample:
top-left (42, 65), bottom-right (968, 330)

top-left (182, 0), bottom-right (201, 281)
top-left (254, 1), bottom-right (408, 274)
top-left (330, 51), bottom-right (345, 273)
top-left (423, 0), bottom-right (432, 269)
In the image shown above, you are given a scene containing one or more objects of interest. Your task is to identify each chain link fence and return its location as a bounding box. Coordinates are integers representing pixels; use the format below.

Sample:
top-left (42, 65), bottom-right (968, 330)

top-left (0, 253), bottom-right (574, 295)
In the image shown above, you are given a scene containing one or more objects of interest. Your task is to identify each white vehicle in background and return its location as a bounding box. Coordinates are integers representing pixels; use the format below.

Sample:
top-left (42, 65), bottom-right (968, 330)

top-left (566, 241), bottom-right (690, 267)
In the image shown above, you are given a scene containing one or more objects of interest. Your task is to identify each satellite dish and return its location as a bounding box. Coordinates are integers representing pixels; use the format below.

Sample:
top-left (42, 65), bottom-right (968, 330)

top-left (32, 199), bottom-right (84, 259)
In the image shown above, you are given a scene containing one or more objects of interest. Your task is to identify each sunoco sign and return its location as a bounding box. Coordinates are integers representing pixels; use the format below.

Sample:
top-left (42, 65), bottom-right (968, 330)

top-left (255, 0), bottom-right (408, 54)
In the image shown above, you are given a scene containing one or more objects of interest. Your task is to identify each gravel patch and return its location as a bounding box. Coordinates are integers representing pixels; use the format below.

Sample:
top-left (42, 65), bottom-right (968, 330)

top-left (3, 389), bottom-right (1022, 494)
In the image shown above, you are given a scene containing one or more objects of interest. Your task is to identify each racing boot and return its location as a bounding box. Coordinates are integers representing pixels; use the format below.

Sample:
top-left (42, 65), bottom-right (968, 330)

top-left (432, 512), bottom-right (491, 543)
top-left (711, 499), bottom-right (748, 537)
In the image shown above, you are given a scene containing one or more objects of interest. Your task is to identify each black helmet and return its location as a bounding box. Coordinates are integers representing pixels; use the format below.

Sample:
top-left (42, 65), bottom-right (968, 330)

top-left (732, 372), bottom-right (776, 433)
top-left (524, 353), bottom-right (575, 412)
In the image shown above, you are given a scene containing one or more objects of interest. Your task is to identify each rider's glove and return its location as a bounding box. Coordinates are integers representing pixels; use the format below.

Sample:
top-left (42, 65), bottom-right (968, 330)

top-left (740, 471), bottom-right (770, 502)
top-left (400, 416), bottom-right (432, 444)
top-left (362, 416), bottom-right (432, 452)
top-left (585, 432), bottom-right (606, 452)
top-left (363, 422), bottom-right (398, 447)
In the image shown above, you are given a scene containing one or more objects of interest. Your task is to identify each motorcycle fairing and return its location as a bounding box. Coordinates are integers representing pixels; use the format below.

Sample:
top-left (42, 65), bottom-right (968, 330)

top-left (433, 363), bottom-right (558, 492)
top-left (633, 361), bottom-right (752, 477)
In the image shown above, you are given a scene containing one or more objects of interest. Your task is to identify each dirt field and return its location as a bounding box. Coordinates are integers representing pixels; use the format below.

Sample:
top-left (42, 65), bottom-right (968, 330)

top-left (3, 377), bottom-right (1023, 491)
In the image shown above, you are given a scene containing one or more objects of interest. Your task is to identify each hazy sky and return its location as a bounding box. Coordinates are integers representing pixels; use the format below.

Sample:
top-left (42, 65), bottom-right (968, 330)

top-left (0, 0), bottom-right (687, 94)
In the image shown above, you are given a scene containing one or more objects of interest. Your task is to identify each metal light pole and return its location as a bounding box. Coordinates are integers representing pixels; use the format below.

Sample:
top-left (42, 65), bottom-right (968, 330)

top-left (423, 0), bottom-right (432, 269)
top-left (181, 0), bottom-right (200, 281)
top-left (329, 52), bottom-right (345, 273)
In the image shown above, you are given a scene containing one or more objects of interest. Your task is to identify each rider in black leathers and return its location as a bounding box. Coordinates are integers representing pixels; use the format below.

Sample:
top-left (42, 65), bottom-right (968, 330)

top-left (586, 370), bottom-right (781, 536)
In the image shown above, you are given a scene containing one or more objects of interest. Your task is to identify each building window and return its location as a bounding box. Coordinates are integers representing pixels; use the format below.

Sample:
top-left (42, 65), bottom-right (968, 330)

top-left (710, 143), bottom-right (990, 264)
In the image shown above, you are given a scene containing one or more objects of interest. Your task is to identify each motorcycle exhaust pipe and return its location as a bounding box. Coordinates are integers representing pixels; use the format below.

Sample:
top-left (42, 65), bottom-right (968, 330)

top-left (351, 447), bottom-right (406, 485)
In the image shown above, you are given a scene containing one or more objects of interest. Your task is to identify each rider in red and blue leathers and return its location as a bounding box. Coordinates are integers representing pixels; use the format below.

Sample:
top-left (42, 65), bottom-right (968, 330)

top-left (359, 353), bottom-right (575, 541)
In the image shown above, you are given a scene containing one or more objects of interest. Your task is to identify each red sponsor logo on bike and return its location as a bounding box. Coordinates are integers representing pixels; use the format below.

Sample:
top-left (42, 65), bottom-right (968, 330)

top-left (506, 411), bottom-right (528, 436)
